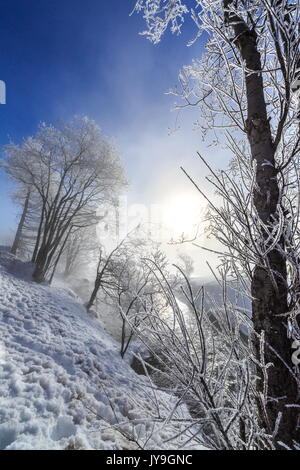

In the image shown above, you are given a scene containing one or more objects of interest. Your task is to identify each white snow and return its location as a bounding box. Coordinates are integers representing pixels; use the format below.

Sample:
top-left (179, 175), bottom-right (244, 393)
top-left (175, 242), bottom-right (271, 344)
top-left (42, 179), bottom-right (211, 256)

top-left (0, 249), bottom-right (206, 450)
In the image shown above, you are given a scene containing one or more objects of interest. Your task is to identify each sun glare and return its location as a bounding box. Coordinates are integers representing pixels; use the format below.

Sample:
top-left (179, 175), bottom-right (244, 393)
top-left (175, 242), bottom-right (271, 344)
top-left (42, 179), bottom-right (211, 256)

top-left (163, 193), bottom-right (203, 238)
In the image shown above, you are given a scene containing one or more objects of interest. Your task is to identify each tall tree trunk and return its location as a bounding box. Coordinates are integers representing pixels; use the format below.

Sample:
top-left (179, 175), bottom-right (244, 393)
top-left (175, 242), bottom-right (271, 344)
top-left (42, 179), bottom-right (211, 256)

top-left (11, 189), bottom-right (30, 256)
top-left (86, 281), bottom-right (100, 312)
top-left (224, 1), bottom-right (299, 447)
top-left (32, 244), bottom-right (48, 283)
top-left (31, 202), bottom-right (45, 263)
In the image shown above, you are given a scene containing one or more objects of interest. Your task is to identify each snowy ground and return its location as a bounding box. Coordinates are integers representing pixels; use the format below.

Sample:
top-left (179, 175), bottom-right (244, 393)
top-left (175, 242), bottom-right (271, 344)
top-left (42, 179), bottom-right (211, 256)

top-left (0, 250), bottom-right (206, 450)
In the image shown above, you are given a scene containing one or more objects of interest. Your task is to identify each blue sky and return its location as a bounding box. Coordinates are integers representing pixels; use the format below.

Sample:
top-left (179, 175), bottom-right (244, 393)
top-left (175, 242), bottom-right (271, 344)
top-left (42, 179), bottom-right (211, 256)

top-left (0, 0), bottom-right (221, 244)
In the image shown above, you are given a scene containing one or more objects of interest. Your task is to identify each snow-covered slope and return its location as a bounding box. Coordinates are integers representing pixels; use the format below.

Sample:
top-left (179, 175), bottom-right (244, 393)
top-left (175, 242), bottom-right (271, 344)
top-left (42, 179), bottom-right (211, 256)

top-left (0, 250), bottom-right (205, 450)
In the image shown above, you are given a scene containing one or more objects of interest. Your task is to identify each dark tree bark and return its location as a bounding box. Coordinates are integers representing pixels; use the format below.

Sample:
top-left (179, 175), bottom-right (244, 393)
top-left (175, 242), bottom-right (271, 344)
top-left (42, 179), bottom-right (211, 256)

top-left (32, 194), bottom-right (80, 282)
top-left (86, 251), bottom-right (104, 311)
top-left (31, 202), bottom-right (45, 263)
top-left (86, 245), bottom-right (117, 311)
top-left (11, 189), bottom-right (31, 256)
top-left (224, 0), bottom-right (299, 447)
top-left (32, 244), bottom-right (48, 283)
top-left (86, 236), bottom-right (128, 311)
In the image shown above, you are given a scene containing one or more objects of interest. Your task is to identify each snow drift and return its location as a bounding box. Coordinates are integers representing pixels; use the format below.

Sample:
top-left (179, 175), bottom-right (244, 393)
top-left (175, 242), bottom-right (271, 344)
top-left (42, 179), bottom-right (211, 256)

top-left (0, 249), bottom-right (205, 450)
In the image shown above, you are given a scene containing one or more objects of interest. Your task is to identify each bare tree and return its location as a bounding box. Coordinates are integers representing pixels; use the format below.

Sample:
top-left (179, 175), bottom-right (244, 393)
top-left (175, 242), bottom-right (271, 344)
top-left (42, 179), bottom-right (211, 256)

top-left (115, 246), bottom-right (177, 358)
top-left (134, 0), bottom-right (300, 447)
top-left (87, 230), bottom-right (175, 357)
top-left (3, 116), bottom-right (127, 283)
top-left (86, 237), bottom-right (128, 312)
top-left (128, 263), bottom-right (277, 449)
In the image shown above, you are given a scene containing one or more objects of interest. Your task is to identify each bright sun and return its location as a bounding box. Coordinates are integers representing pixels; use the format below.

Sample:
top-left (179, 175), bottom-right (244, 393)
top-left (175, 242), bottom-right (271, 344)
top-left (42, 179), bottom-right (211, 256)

top-left (162, 193), bottom-right (203, 238)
